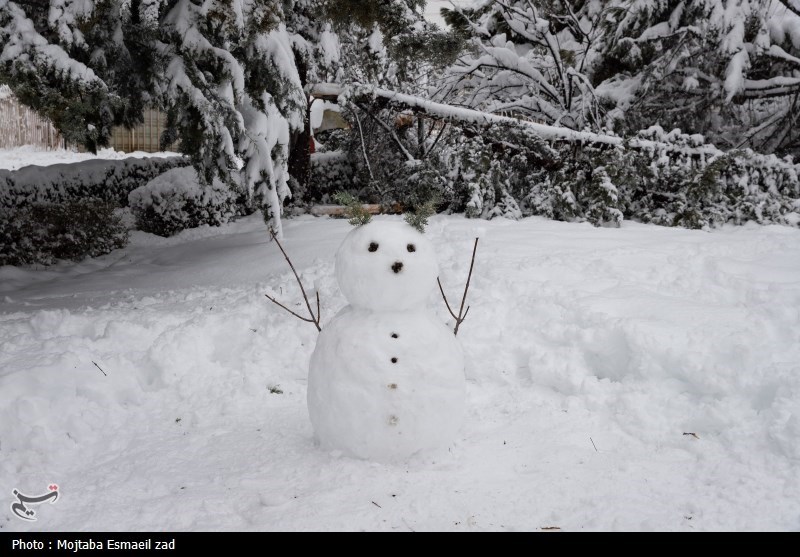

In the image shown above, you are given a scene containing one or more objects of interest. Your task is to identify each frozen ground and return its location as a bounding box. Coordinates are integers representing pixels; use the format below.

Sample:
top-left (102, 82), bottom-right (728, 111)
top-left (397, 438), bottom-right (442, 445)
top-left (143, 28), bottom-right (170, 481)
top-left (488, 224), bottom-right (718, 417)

top-left (1, 210), bottom-right (799, 531)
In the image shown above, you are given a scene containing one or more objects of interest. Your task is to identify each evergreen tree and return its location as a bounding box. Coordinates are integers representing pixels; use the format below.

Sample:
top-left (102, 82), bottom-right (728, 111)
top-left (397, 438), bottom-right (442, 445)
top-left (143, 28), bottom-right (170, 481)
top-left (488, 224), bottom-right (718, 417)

top-left (0, 0), bottom-right (460, 235)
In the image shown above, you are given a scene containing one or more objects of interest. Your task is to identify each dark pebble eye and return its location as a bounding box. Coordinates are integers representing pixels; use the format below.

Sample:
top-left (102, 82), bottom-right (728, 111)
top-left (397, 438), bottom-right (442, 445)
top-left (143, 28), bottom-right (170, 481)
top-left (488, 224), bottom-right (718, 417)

top-left (407, 244), bottom-right (416, 252)
top-left (368, 242), bottom-right (379, 252)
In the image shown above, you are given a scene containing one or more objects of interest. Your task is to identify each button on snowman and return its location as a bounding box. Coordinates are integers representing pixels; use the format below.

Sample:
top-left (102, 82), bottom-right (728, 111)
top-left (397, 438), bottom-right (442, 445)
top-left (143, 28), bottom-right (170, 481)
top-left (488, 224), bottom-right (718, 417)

top-left (308, 220), bottom-right (466, 461)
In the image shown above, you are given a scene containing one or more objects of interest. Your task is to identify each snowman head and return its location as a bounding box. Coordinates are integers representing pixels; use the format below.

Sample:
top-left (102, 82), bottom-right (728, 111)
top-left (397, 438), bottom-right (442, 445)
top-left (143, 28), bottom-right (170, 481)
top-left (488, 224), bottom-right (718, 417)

top-left (335, 220), bottom-right (438, 311)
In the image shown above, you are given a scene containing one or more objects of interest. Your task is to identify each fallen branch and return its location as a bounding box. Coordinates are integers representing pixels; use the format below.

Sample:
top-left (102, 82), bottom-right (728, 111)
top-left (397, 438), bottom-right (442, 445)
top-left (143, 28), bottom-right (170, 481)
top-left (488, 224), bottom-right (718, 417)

top-left (265, 229), bottom-right (321, 332)
top-left (438, 237), bottom-right (479, 336)
top-left (91, 361), bottom-right (107, 377)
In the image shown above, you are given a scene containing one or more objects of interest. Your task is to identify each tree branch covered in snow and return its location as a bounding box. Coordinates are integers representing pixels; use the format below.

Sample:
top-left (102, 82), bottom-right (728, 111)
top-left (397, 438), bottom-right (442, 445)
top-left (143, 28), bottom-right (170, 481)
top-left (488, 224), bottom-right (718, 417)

top-left (360, 86), bottom-right (722, 157)
top-left (437, 0), bottom-right (602, 130)
top-left (593, 0), bottom-right (800, 157)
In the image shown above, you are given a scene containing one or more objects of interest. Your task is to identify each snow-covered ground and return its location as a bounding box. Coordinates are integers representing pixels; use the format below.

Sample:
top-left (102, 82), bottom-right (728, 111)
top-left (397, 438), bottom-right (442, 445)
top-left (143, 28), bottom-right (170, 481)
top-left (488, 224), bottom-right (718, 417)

top-left (2, 210), bottom-right (799, 531)
top-left (0, 146), bottom-right (180, 172)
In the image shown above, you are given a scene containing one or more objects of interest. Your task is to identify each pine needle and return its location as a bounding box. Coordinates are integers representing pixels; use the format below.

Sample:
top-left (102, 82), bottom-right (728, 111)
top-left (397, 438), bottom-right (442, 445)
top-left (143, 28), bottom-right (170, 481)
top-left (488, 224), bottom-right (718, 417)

top-left (333, 192), bottom-right (372, 226)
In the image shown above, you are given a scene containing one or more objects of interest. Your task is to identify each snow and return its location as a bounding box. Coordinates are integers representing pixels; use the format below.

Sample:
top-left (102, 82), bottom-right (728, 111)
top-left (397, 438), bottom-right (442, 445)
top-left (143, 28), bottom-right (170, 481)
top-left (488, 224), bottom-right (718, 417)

top-left (2, 211), bottom-right (799, 530)
top-left (318, 25), bottom-right (340, 68)
top-left (335, 222), bottom-right (439, 311)
top-left (310, 98), bottom-right (325, 130)
top-left (309, 307), bottom-right (465, 461)
top-left (308, 221), bottom-right (466, 460)
top-left (724, 49), bottom-right (749, 101)
top-left (0, 146), bottom-right (180, 172)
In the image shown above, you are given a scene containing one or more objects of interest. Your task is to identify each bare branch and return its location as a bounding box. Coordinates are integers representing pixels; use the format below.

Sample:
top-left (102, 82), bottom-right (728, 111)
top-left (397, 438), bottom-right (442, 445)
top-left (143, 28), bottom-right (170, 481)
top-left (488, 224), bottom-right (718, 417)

top-left (265, 229), bottom-right (322, 331)
top-left (437, 277), bottom-right (459, 321)
top-left (777, 0), bottom-right (800, 18)
top-left (354, 102), bottom-right (416, 162)
top-left (438, 238), bottom-right (479, 336)
top-left (422, 121), bottom-right (449, 160)
top-left (91, 361), bottom-right (107, 377)
top-left (264, 294), bottom-right (318, 324)
top-left (352, 109), bottom-right (375, 182)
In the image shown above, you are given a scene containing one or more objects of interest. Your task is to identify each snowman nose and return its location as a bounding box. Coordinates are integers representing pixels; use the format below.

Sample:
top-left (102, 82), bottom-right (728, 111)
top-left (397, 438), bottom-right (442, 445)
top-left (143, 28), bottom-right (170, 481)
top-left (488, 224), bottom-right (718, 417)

top-left (391, 261), bottom-right (404, 273)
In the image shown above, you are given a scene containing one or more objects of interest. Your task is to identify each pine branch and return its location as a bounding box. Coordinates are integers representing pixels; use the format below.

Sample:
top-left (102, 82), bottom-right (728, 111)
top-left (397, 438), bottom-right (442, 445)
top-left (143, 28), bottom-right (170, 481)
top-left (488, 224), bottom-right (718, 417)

top-left (333, 192), bottom-right (372, 226)
top-left (404, 199), bottom-right (438, 233)
top-left (265, 229), bottom-right (321, 332)
top-left (438, 237), bottom-right (479, 336)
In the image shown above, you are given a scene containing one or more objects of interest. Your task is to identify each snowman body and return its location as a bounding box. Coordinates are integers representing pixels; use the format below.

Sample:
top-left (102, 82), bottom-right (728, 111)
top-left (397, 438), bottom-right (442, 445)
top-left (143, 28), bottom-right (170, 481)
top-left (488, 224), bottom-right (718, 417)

top-left (308, 221), bottom-right (466, 461)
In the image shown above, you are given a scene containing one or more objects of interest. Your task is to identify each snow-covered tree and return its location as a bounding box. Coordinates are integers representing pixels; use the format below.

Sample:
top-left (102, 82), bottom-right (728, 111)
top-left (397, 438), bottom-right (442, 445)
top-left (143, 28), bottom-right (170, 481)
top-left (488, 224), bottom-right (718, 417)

top-left (0, 0), bottom-right (458, 235)
top-left (437, 0), bottom-right (605, 129)
top-left (595, 0), bottom-right (800, 157)
top-left (284, 0), bottom-right (461, 195)
top-left (0, 0), bottom-right (129, 151)
top-left (0, 0), bottom-right (304, 235)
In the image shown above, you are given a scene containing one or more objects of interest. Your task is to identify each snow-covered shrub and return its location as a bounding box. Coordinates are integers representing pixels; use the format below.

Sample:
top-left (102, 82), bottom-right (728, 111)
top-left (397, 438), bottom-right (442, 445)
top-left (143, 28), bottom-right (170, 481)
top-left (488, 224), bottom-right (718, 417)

top-left (129, 167), bottom-right (240, 237)
top-left (0, 200), bottom-right (128, 266)
top-left (438, 123), bottom-right (800, 229)
top-left (442, 124), bottom-right (557, 220)
top-left (616, 130), bottom-right (800, 229)
top-left (0, 156), bottom-right (186, 266)
top-left (585, 167), bottom-right (623, 227)
top-left (305, 150), bottom-right (358, 202)
top-left (394, 158), bottom-right (451, 212)
top-left (0, 157), bottom-right (187, 210)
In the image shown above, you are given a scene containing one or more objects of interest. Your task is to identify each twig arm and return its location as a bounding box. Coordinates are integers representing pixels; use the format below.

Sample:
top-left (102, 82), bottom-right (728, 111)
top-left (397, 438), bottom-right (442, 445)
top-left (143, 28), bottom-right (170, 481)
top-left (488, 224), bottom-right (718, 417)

top-left (437, 277), bottom-right (459, 320)
top-left (437, 237), bottom-right (480, 336)
top-left (456, 238), bottom-right (479, 319)
top-left (266, 229), bottom-right (322, 332)
top-left (265, 294), bottom-right (318, 325)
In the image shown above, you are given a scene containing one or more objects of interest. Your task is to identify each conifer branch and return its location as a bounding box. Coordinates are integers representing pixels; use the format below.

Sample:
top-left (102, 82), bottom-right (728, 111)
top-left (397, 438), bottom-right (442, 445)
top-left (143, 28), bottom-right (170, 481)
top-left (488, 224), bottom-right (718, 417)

top-left (438, 237), bottom-right (479, 336)
top-left (265, 229), bottom-right (321, 332)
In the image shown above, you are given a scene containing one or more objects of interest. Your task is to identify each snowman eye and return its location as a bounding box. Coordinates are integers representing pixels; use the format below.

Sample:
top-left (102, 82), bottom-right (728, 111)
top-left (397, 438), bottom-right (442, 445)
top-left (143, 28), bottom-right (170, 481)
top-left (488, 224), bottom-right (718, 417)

top-left (407, 244), bottom-right (416, 252)
top-left (368, 242), bottom-right (379, 252)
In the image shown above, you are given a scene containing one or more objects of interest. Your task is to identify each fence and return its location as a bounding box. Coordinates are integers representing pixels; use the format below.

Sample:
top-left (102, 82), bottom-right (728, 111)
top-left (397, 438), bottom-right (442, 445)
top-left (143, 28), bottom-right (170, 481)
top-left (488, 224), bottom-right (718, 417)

top-left (110, 108), bottom-right (177, 153)
top-left (0, 90), bottom-right (177, 153)
top-left (0, 93), bottom-right (66, 150)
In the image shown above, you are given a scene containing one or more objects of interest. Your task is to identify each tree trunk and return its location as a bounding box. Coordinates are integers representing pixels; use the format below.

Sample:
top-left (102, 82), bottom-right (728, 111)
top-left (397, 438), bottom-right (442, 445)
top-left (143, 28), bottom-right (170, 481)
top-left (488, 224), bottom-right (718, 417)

top-left (288, 48), bottom-right (311, 194)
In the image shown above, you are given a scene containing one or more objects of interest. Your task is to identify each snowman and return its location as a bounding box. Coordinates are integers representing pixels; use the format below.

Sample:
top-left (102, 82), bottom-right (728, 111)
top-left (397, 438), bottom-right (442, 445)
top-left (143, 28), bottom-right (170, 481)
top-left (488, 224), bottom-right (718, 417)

top-left (307, 219), bottom-right (466, 461)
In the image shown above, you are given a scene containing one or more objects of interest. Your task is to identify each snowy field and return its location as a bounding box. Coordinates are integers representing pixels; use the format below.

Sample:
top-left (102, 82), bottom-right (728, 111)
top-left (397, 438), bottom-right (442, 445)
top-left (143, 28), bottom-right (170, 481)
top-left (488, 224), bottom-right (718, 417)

top-left (2, 207), bottom-right (799, 531)
top-left (0, 149), bottom-right (800, 531)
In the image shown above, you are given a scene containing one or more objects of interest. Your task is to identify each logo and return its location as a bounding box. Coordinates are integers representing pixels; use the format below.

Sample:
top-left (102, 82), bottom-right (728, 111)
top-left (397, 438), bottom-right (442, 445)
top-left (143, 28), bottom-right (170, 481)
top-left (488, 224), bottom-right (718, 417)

top-left (10, 484), bottom-right (59, 521)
